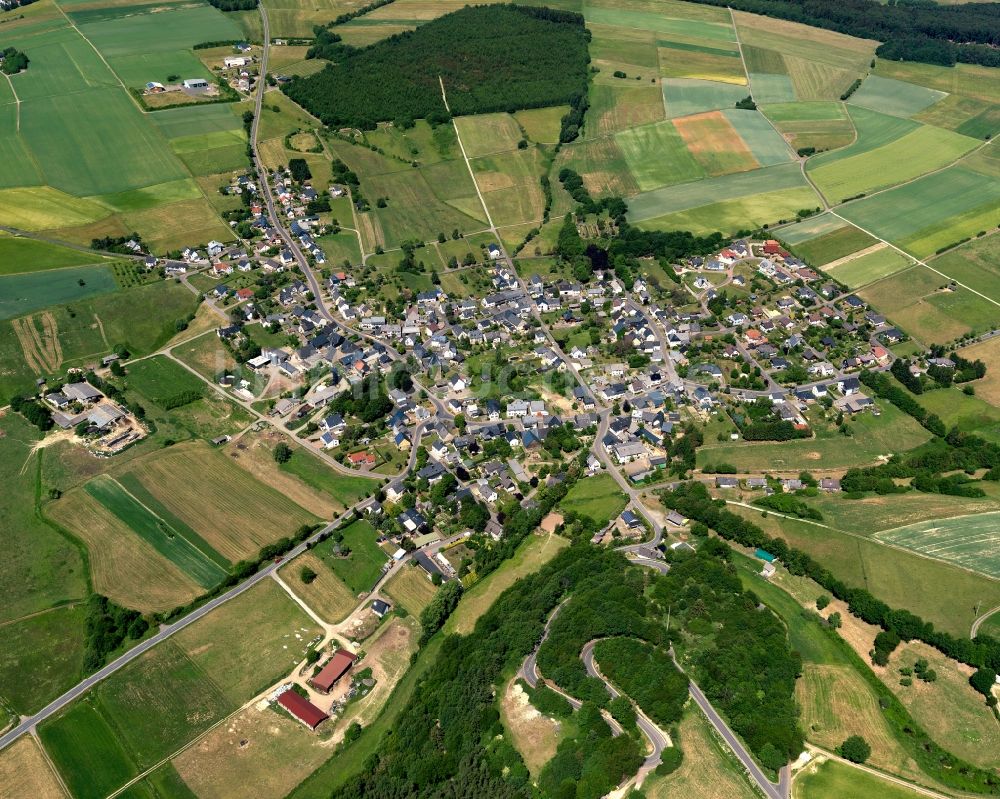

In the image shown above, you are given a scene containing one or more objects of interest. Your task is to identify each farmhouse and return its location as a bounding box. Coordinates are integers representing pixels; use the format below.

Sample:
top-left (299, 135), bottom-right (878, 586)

top-left (276, 689), bottom-right (328, 730)
top-left (310, 649), bottom-right (358, 693)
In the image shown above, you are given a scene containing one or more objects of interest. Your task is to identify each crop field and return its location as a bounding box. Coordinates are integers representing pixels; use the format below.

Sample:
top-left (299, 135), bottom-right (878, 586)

top-left (915, 94), bottom-right (1000, 139)
top-left (556, 135), bottom-right (639, 197)
top-left (627, 160), bottom-right (808, 223)
top-left (0, 604), bottom-right (87, 716)
top-left (0, 265), bottom-right (119, 320)
top-left (808, 107), bottom-right (918, 169)
top-left (762, 101), bottom-right (854, 153)
top-left (875, 512), bottom-right (1000, 577)
top-left (174, 578), bottom-right (321, 703)
top-left (0, 186), bottom-right (109, 231)
top-left (796, 759), bottom-right (927, 799)
top-left (280, 552), bottom-right (357, 624)
top-left (848, 75), bottom-right (948, 118)
top-left (40, 699), bottom-right (139, 799)
top-left (0, 735), bottom-right (68, 799)
top-left (472, 147), bottom-right (547, 228)
top-left (807, 124), bottom-right (979, 203)
top-left (81, 474), bottom-right (228, 586)
top-left (558, 473), bottom-right (627, 527)
top-left (788, 224), bottom-right (878, 266)
top-left (587, 82), bottom-right (665, 135)
top-left (615, 120), bottom-right (704, 190)
top-left (262, 0), bottom-right (368, 37)
top-left (48, 486), bottom-right (207, 610)
top-left (314, 518), bottom-right (386, 595)
top-left (673, 111), bottom-right (758, 175)
top-left (0, 233), bottom-right (109, 275)
top-left (722, 108), bottom-right (794, 164)
top-left (121, 442), bottom-right (319, 563)
top-left (94, 640), bottom-right (234, 769)
top-left (383, 561), bottom-right (438, 616)
top-left (454, 112), bottom-right (525, 158)
top-left (874, 60), bottom-right (1000, 105)
top-left (642, 185), bottom-right (820, 235)
top-left (776, 211), bottom-right (849, 243)
top-left (839, 165), bottom-right (1000, 257)
top-left (826, 246), bottom-right (912, 289)
top-left (662, 78), bottom-right (747, 119)
top-left (929, 235), bottom-right (1000, 300)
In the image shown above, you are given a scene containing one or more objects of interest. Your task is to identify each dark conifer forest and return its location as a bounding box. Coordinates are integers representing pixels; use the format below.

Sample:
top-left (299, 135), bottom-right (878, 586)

top-left (283, 5), bottom-right (591, 130)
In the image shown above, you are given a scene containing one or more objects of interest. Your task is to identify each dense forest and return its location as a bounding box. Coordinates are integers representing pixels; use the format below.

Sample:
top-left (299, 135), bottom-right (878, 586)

top-left (0, 47), bottom-right (29, 74)
top-left (686, 0), bottom-right (1000, 67)
top-left (205, 0), bottom-right (257, 10)
top-left (284, 5), bottom-right (591, 131)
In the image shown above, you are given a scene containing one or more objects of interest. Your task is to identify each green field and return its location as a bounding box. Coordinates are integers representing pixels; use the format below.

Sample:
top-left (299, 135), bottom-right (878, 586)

top-left (662, 78), bottom-right (747, 118)
top-left (828, 246), bottom-right (912, 288)
top-left (929, 235), bottom-right (1000, 300)
top-left (84, 475), bottom-right (228, 588)
top-left (807, 124), bottom-right (979, 203)
top-left (776, 211), bottom-right (849, 243)
top-left (279, 449), bottom-right (378, 509)
top-left (316, 518), bottom-right (387, 595)
top-left (627, 160), bottom-right (809, 222)
top-left (558, 473), bottom-right (627, 528)
top-left (615, 120), bottom-right (705, 191)
top-left (849, 75), bottom-right (947, 118)
top-left (721, 108), bottom-right (794, 165)
top-left (875, 512), bottom-right (1000, 577)
top-left (750, 72), bottom-right (795, 103)
top-left (383, 561), bottom-right (439, 616)
top-left (915, 94), bottom-right (1000, 139)
top-left (0, 264), bottom-right (119, 319)
top-left (839, 165), bottom-right (1000, 257)
top-left (0, 604), bottom-right (87, 715)
top-left (641, 185), bottom-right (820, 235)
top-left (790, 224), bottom-right (878, 266)
top-left (762, 101), bottom-right (854, 153)
top-left (808, 106), bottom-right (919, 170)
top-left (796, 759), bottom-right (929, 799)
top-left (95, 640), bottom-right (234, 769)
top-left (39, 698), bottom-right (140, 799)
top-left (585, 5), bottom-right (735, 41)
top-left (0, 234), bottom-right (109, 275)
top-left (125, 355), bottom-right (208, 407)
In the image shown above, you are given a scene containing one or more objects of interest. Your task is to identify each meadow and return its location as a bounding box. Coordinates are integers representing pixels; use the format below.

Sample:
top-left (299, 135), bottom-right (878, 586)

top-left (383, 561), bottom-right (438, 616)
top-left (279, 448), bottom-right (378, 510)
top-left (557, 473), bottom-right (627, 528)
top-left (0, 264), bottom-right (119, 320)
top-left (848, 75), bottom-right (947, 119)
top-left (315, 518), bottom-right (386, 595)
top-left (929, 235), bottom-right (1000, 300)
top-left (125, 354), bottom-right (207, 407)
top-left (761, 101), bottom-right (854, 154)
top-left (795, 759), bottom-right (928, 799)
top-left (788, 224), bottom-right (878, 267)
top-left (0, 233), bottom-right (109, 275)
top-left (280, 551), bottom-right (357, 623)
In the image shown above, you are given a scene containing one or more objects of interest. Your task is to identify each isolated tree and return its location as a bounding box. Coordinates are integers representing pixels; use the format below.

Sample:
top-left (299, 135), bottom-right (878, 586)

top-left (300, 566), bottom-right (317, 584)
top-left (273, 442), bottom-right (292, 463)
top-left (839, 735), bottom-right (871, 764)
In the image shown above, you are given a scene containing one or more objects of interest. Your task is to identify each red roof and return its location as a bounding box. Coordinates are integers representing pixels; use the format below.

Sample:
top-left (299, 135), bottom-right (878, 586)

top-left (310, 649), bottom-right (357, 693)
top-left (277, 690), bottom-right (328, 729)
top-left (237, 288), bottom-right (254, 299)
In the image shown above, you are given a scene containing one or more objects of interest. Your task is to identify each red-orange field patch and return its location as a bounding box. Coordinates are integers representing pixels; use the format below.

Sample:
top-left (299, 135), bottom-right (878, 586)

top-left (673, 110), bottom-right (758, 175)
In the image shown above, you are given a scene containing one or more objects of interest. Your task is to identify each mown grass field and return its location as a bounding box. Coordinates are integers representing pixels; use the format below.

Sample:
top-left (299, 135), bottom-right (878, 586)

top-left (827, 246), bottom-right (912, 289)
top-left (558, 473), bottom-right (627, 527)
top-left (174, 577), bottom-right (321, 703)
top-left (762, 101), bottom-right (855, 153)
top-left (0, 735), bottom-right (69, 799)
top-left (796, 759), bottom-right (928, 799)
top-left (383, 561), bottom-right (438, 617)
top-left (929, 234), bottom-right (1000, 300)
top-left (315, 518), bottom-right (387, 595)
top-left (279, 448), bottom-right (378, 510)
top-left (280, 551), bottom-right (357, 623)
top-left (124, 354), bottom-right (207, 407)
top-left (662, 78), bottom-right (746, 118)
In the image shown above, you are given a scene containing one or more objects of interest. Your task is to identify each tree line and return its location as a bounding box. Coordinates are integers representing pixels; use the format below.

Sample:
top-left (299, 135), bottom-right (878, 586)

top-left (683, 0), bottom-right (1000, 67)
top-left (284, 5), bottom-right (591, 130)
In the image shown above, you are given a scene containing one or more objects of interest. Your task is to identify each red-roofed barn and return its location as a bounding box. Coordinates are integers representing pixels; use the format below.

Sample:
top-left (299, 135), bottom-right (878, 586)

top-left (309, 649), bottom-right (357, 694)
top-left (277, 690), bottom-right (328, 730)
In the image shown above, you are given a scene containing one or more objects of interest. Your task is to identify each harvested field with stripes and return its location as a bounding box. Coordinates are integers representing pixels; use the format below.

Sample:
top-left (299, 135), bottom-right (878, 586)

top-left (875, 512), bottom-right (1000, 579)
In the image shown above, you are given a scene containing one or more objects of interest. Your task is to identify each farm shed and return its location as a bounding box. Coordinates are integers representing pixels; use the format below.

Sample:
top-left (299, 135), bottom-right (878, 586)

top-left (310, 649), bottom-right (357, 694)
top-left (277, 690), bottom-right (328, 730)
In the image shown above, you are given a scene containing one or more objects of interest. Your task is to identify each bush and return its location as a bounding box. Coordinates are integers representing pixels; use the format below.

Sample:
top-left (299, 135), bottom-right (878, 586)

top-left (300, 566), bottom-right (317, 584)
top-left (839, 735), bottom-right (871, 764)
top-left (655, 746), bottom-right (683, 775)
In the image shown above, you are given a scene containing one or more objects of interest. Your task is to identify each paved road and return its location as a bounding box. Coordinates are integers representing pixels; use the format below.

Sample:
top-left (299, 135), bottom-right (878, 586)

top-left (519, 600), bottom-right (566, 689)
top-left (581, 639), bottom-right (670, 780)
top-left (0, 501), bottom-right (367, 752)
